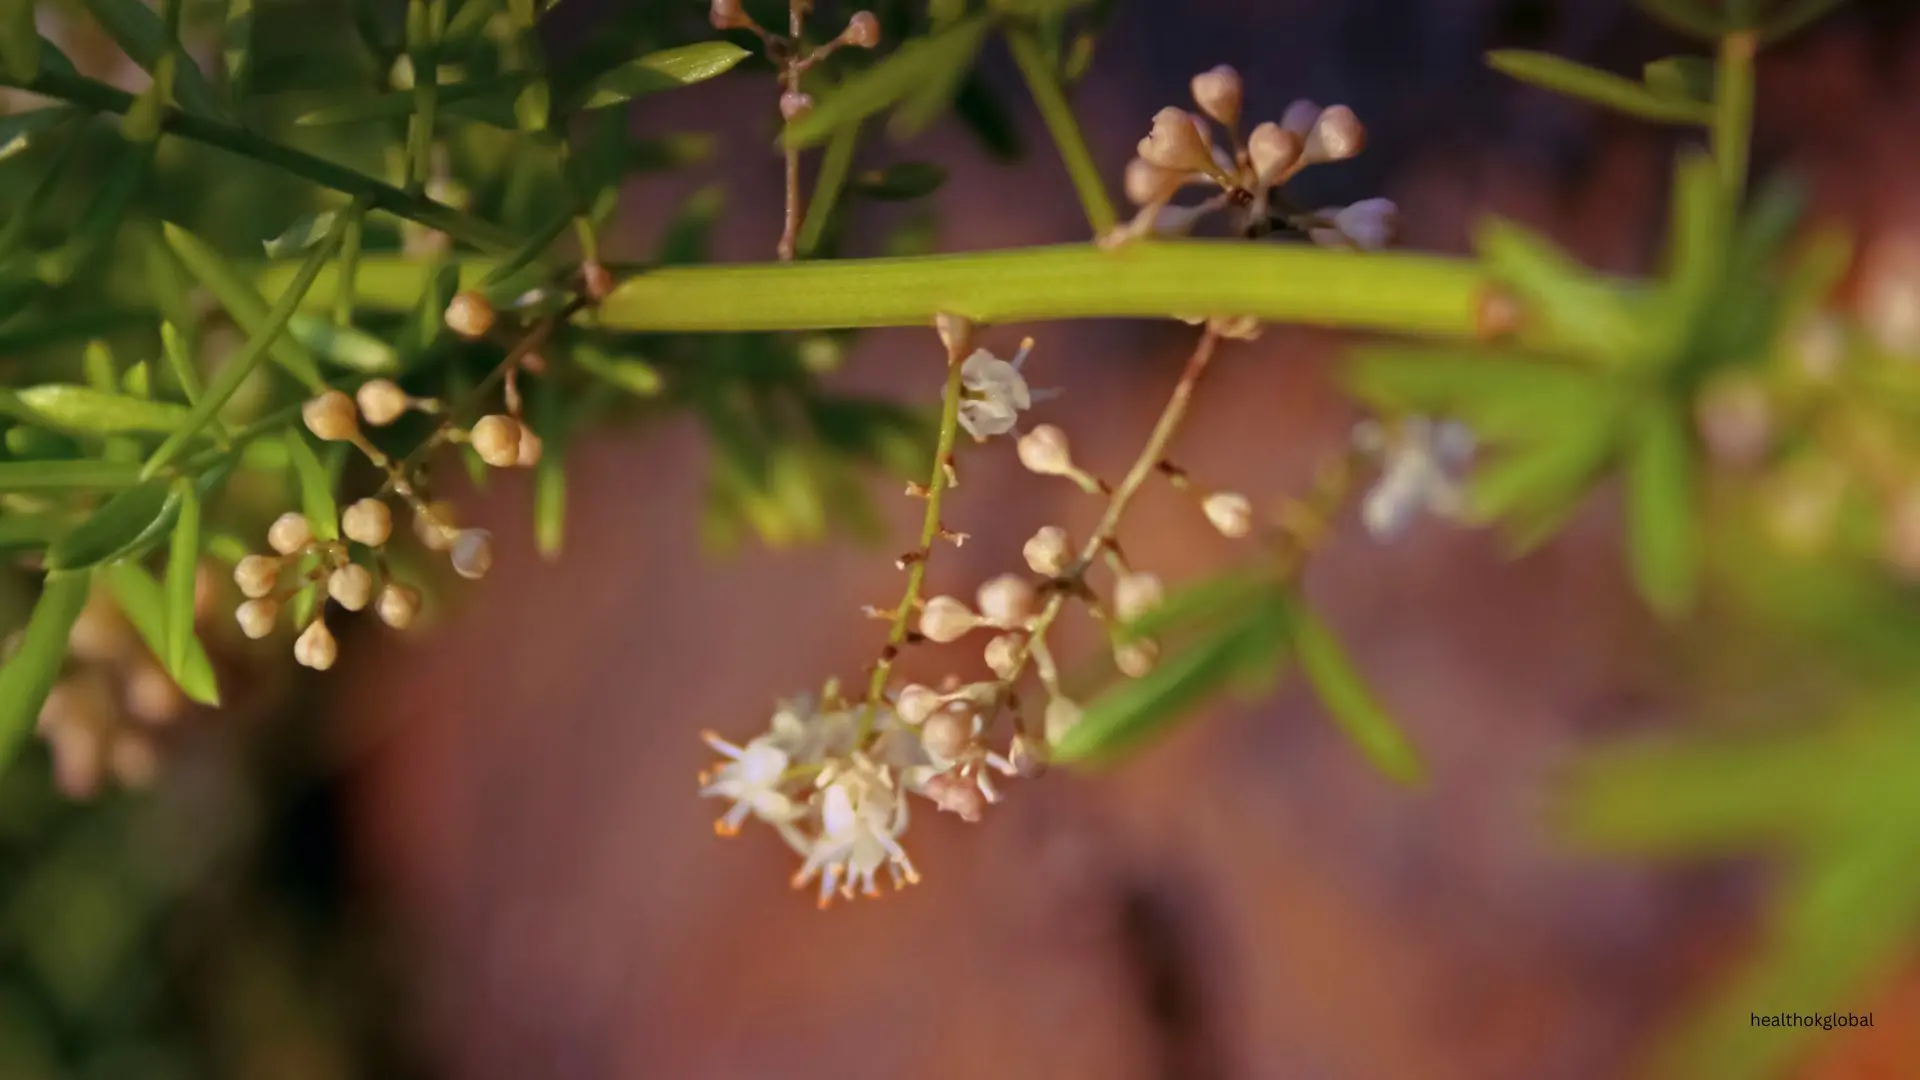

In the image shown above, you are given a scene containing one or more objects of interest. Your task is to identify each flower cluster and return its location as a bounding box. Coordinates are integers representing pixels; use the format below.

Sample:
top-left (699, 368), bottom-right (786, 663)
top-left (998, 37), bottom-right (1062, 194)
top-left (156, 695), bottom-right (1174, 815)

top-left (1352, 416), bottom-right (1477, 540)
top-left (1111, 65), bottom-right (1397, 251)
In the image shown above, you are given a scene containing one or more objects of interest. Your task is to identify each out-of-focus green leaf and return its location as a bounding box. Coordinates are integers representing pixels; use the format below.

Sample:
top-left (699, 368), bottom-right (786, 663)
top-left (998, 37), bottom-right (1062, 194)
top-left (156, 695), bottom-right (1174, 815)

top-left (163, 222), bottom-right (325, 391)
top-left (295, 73), bottom-right (528, 125)
top-left (798, 121), bottom-right (861, 257)
top-left (0, 510), bottom-right (75, 549)
top-left (0, 0), bottom-right (40, 83)
top-left (45, 479), bottom-right (174, 570)
top-left (954, 72), bottom-right (1023, 161)
top-left (1642, 56), bottom-right (1714, 104)
top-left (1654, 149), bottom-right (1729, 358)
top-left (1290, 603), bottom-right (1425, 784)
top-left (1114, 570), bottom-right (1277, 643)
top-left (1055, 595), bottom-right (1288, 764)
top-left (35, 137), bottom-right (153, 286)
top-left (1487, 50), bottom-right (1713, 124)
top-left (283, 428), bottom-right (338, 540)
top-left (1468, 410), bottom-right (1619, 522)
top-left (481, 206), bottom-right (574, 288)
top-left (159, 322), bottom-right (204, 406)
top-left (1625, 401), bottom-right (1696, 619)
top-left (0, 571), bottom-right (90, 771)
top-left (262, 211), bottom-right (341, 257)
top-left (574, 344), bottom-right (662, 397)
top-left (0, 459), bottom-right (144, 492)
top-left (103, 559), bottom-right (219, 706)
top-left (784, 17), bottom-right (989, 149)
top-left (656, 185), bottom-right (724, 267)
top-left (224, 0), bottom-right (252, 98)
top-left (0, 385), bottom-right (191, 436)
top-left (1727, 175), bottom-right (1805, 279)
top-left (1761, 0), bottom-right (1850, 43)
top-left (849, 161), bottom-right (949, 200)
top-left (81, 0), bottom-right (225, 117)
top-left (164, 478), bottom-right (199, 680)
top-left (533, 395), bottom-right (565, 559)
top-left (1476, 218), bottom-right (1647, 362)
top-left (568, 41), bottom-right (750, 111)
top-left (286, 314), bottom-right (399, 373)
top-left (1346, 350), bottom-right (1604, 442)
top-left (395, 259), bottom-right (459, 362)
top-left (0, 106), bottom-right (67, 161)
top-left (1635, 0), bottom-right (1723, 38)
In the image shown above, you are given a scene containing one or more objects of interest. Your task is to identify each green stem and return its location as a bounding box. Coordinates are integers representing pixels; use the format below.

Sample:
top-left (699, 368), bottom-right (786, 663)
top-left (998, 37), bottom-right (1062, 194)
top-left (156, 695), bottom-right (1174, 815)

top-left (333, 206), bottom-right (363, 326)
top-left (404, 0), bottom-right (446, 194)
top-left (863, 345), bottom-right (968, 725)
top-left (1712, 29), bottom-right (1756, 201)
top-left (1006, 28), bottom-right (1117, 237)
top-left (5, 69), bottom-right (517, 252)
top-left (797, 120), bottom-right (861, 257)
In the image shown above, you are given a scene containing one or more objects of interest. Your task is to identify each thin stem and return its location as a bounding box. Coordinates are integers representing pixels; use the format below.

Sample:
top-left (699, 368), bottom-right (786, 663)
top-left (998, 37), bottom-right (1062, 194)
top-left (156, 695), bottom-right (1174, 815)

top-left (1712, 29), bottom-right (1756, 202)
top-left (777, 0), bottom-right (809, 261)
top-left (862, 335), bottom-right (970, 730)
top-left (797, 120), bottom-right (860, 257)
top-left (1006, 28), bottom-right (1117, 237)
top-left (5, 69), bottom-right (517, 251)
top-left (405, 0), bottom-right (447, 195)
top-left (333, 206), bottom-right (364, 326)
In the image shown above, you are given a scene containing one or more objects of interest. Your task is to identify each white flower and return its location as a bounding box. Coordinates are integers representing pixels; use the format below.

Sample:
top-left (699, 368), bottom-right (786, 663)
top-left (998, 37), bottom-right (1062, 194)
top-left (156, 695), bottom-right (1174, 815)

top-left (1356, 417), bottom-right (1476, 540)
top-left (790, 756), bottom-right (920, 906)
top-left (959, 339), bottom-right (1055, 440)
top-left (699, 729), bottom-right (801, 836)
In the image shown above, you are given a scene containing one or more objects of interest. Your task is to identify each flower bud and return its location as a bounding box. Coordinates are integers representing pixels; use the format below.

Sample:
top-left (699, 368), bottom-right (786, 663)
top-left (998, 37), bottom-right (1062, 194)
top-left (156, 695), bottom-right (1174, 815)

top-left (1203, 491), bottom-right (1254, 538)
top-left (1115, 638), bottom-right (1159, 678)
top-left (1189, 65), bottom-right (1243, 127)
top-left (1008, 733), bottom-right (1047, 778)
top-left (1017, 424), bottom-right (1075, 476)
top-left (1023, 525), bottom-right (1073, 576)
top-left (897, 683), bottom-right (941, 726)
top-left (341, 498), bottom-right (393, 547)
top-left (110, 734), bottom-right (161, 789)
top-left (450, 528), bottom-right (494, 580)
top-left (1137, 107), bottom-right (1214, 174)
top-left (470, 414), bottom-right (522, 468)
top-left (294, 617), bottom-right (338, 670)
top-left (234, 554), bottom-right (281, 598)
top-left (779, 91), bottom-right (814, 122)
top-left (444, 291), bottom-right (497, 340)
top-left (1279, 98), bottom-right (1321, 137)
top-left (1247, 122), bottom-right (1302, 185)
top-left (1695, 375), bottom-right (1773, 469)
top-left (923, 772), bottom-right (985, 822)
top-left (1113, 571), bottom-right (1164, 623)
top-left (125, 661), bottom-right (186, 725)
top-left (1331, 198), bottom-right (1397, 250)
top-left (920, 712), bottom-right (970, 761)
top-left (377, 583), bottom-right (421, 629)
top-left (515, 428), bottom-right (544, 468)
top-left (327, 564), bottom-right (374, 611)
top-left (1044, 695), bottom-right (1082, 744)
top-left (414, 501), bottom-right (459, 551)
top-left (580, 261), bottom-right (615, 303)
top-left (918, 595), bottom-right (978, 643)
top-left (843, 10), bottom-right (880, 48)
top-left (302, 390), bottom-right (359, 442)
top-left (976, 573), bottom-right (1035, 626)
top-left (356, 378), bottom-right (410, 427)
top-left (236, 598), bottom-right (279, 639)
top-left (67, 594), bottom-right (135, 664)
top-left (267, 512), bottom-right (314, 555)
top-left (984, 633), bottom-right (1024, 680)
top-left (709, 0), bottom-right (749, 29)
top-left (1303, 104), bottom-right (1365, 164)
top-left (1124, 156), bottom-right (1187, 207)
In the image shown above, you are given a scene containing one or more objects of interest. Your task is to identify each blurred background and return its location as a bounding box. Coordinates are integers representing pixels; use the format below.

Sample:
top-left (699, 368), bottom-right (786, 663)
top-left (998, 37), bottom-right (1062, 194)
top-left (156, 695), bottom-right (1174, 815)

top-left (5, 0), bottom-right (1920, 1078)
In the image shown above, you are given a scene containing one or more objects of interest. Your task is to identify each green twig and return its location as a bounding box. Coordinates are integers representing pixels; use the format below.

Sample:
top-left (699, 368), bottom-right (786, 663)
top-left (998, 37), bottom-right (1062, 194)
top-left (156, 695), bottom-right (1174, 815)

top-left (4, 69), bottom-right (516, 251)
top-left (1006, 28), bottom-right (1117, 236)
top-left (1712, 29), bottom-right (1756, 201)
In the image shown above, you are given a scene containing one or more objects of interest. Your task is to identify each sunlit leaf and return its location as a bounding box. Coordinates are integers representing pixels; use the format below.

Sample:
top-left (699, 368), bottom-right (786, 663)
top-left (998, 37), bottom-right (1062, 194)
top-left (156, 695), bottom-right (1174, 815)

top-left (569, 41), bottom-right (751, 111)
top-left (286, 314), bottom-right (399, 373)
top-left (1487, 50), bottom-right (1712, 124)
top-left (784, 17), bottom-right (989, 149)
top-left (0, 385), bottom-right (191, 436)
top-left (0, 571), bottom-right (90, 771)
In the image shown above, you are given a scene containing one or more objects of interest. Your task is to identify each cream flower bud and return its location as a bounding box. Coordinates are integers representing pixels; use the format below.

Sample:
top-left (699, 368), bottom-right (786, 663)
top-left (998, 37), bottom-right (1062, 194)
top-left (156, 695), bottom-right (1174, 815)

top-left (377, 583), bottom-right (421, 629)
top-left (984, 633), bottom-right (1024, 680)
top-left (294, 618), bottom-right (338, 670)
top-left (1017, 424), bottom-right (1075, 477)
top-left (921, 712), bottom-right (970, 760)
top-left (234, 554), bottom-right (280, 598)
top-left (1023, 525), bottom-right (1073, 576)
top-left (1008, 733), bottom-right (1047, 778)
top-left (1331, 198), bottom-right (1397, 250)
top-left (897, 684), bottom-right (941, 726)
top-left (341, 498), bottom-right (393, 547)
top-left (515, 428), bottom-right (544, 468)
top-left (918, 595), bottom-right (978, 643)
top-left (1189, 65), bottom-right (1243, 127)
top-left (1304, 104), bottom-right (1365, 164)
top-left (444, 291), bottom-right (497, 340)
top-left (1247, 122), bottom-right (1302, 185)
top-left (976, 573), bottom-right (1035, 626)
top-left (779, 91), bottom-right (814, 122)
top-left (302, 390), bottom-right (359, 442)
top-left (327, 564), bottom-right (374, 611)
top-left (356, 378), bottom-right (410, 427)
top-left (1115, 638), bottom-right (1159, 678)
top-left (1203, 491), bottom-right (1254, 538)
top-left (470, 414), bottom-right (522, 468)
top-left (580, 261), bottom-right (615, 303)
top-left (843, 10), bottom-right (880, 48)
top-left (1124, 157), bottom-right (1188, 207)
top-left (450, 528), bottom-right (494, 580)
top-left (1114, 571), bottom-right (1165, 623)
top-left (709, 0), bottom-right (749, 29)
top-left (267, 512), bottom-right (314, 555)
top-left (1044, 696), bottom-right (1082, 744)
top-left (923, 772), bottom-right (985, 822)
top-left (414, 501), bottom-right (459, 552)
top-left (1279, 98), bottom-right (1321, 137)
top-left (235, 598), bottom-right (279, 639)
top-left (1138, 107), bottom-right (1214, 173)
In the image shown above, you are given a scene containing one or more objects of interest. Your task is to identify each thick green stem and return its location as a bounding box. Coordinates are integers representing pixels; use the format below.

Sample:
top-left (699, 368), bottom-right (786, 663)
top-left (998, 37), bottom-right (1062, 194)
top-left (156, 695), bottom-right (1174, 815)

top-left (1712, 30), bottom-right (1756, 201)
top-left (1006, 29), bottom-right (1117, 237)
top-left (5, 69), bottom-right (516, 251)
